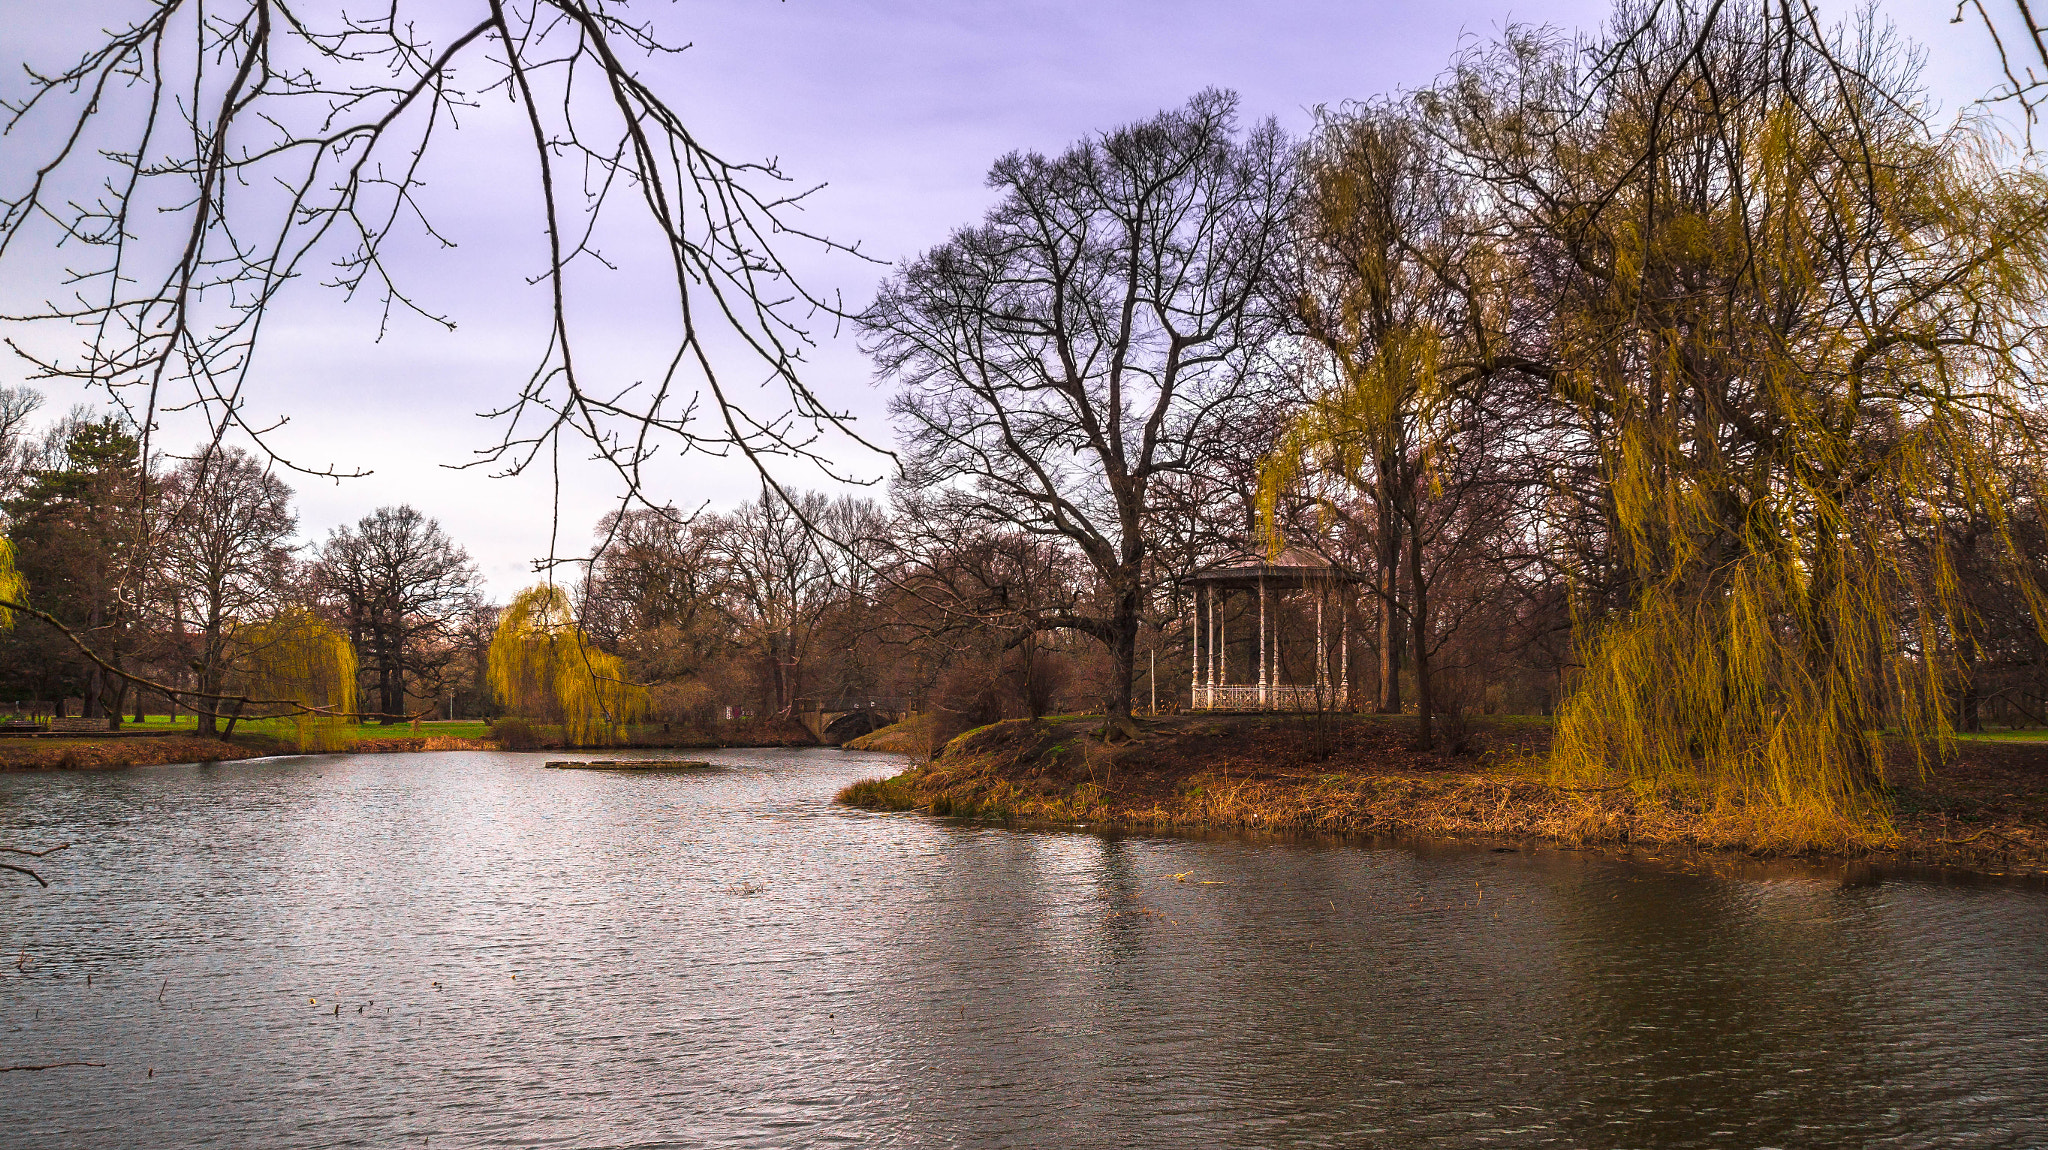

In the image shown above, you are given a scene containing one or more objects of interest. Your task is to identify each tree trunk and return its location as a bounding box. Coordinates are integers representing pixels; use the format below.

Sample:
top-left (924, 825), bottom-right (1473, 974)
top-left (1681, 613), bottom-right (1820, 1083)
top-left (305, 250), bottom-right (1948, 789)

top-left (197, 611), bottom-right (223, 735)
top-left (378, 631), bottom-right (404, 723)
top-left (1960, 656), bottom-right (1983, 733)
top-left (1376, 528), bottom-right (1404, 714)
top-left (83, 602), bottom-right (106, 720)
top-left (197, 660), bottom-right (223, 737)
top-left (1107, 580), bottom-right (1140, 727)
top-left (1408, 515), bottom-right (1433, 751)
top-left (103, 678), bottom-right (127, 730)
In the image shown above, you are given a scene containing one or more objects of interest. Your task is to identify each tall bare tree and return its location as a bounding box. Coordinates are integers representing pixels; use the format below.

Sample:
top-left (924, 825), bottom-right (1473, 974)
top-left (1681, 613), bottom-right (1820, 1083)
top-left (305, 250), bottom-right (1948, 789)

top-left (582, 506), bottom-right (730, 687)
top-left (315, 505), bottom-right (480, 721)
top-left (160, 445), bottom-right (297, 734)
top-left (709, 488), bottom-right (840, 715)
top-left (863, 90), bottom-right (1296, 725)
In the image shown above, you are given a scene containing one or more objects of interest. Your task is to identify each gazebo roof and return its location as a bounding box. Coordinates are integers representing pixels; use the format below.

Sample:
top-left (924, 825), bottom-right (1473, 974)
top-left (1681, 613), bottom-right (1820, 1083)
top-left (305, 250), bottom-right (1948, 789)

top-left (1185, 545), bottom-right (1361, 587)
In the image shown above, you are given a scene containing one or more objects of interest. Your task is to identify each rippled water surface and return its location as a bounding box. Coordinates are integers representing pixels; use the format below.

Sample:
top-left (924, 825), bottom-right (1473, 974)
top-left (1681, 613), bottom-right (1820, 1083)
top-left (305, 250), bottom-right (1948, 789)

top-left (3, 748), bottom-right (2047, 1148)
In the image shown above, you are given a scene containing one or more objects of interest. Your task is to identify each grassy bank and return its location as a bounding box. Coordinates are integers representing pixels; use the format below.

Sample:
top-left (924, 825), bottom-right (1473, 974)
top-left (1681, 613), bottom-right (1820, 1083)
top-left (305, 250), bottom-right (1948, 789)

top-left (0, 730), bottom-right (500, 771)
top-left (836, 713), bottom-right (2048, 876)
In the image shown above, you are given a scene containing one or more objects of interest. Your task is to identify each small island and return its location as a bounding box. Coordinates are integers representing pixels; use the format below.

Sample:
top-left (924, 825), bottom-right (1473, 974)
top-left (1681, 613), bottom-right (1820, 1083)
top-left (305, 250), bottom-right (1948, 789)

top-left (840, 712), bottom-right (2048, 877)
top-left (545, 759), bottom-right (713, 771)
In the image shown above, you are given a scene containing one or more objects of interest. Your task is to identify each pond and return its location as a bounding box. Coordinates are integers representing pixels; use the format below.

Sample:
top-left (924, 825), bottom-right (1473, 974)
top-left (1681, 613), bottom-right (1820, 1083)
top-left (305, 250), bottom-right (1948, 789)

top-left (3, 749), bottom-right (2046, 1148)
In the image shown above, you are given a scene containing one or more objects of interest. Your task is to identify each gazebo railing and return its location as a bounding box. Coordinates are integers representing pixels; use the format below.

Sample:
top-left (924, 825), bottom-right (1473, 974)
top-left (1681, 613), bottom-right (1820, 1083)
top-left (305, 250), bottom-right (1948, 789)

top-left (1195, 684), bottom-right (1348, 711)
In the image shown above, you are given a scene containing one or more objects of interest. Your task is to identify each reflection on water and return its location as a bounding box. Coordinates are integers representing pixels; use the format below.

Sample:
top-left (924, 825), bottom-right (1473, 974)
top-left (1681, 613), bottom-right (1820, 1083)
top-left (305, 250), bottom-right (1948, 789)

top-left (2, 749), bottom-right (2045, 1148)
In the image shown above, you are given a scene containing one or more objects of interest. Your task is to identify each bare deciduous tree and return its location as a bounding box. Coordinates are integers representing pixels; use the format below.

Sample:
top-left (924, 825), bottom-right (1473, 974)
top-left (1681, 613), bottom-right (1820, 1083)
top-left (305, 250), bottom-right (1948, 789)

top-left (863, 90), bottom-right (1296, 726)
top-left (160, 445), bottom-right (297, 734)
top-left (314, 505), bottom-right (480, 721)
top-left (0, 386), bottom-right (42, 505)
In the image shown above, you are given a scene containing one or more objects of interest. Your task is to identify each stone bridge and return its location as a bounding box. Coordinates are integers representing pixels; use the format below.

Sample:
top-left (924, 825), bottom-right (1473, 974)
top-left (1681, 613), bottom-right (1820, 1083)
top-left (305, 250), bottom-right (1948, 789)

top-left (795, 698), bottom-right (913, 745)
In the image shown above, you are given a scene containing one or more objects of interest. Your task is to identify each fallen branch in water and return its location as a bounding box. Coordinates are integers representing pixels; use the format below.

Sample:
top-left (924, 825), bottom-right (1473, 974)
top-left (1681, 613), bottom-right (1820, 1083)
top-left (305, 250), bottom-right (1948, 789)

top-left (0, 843), bottom-right (69, 887)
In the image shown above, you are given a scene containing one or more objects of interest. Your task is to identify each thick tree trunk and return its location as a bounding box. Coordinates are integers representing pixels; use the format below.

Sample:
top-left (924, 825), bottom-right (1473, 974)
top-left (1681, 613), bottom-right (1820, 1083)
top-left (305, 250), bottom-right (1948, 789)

top-left (107, 678), bottom-right (128, 730)
top-left (380, 661), bottom-right (404, 724)
top-left (375, 620), bottom-right (404, 723)
top-left (197, 656), bottom-right (223, 737)
top-left (1107, 581), bottom-right (1140, 726)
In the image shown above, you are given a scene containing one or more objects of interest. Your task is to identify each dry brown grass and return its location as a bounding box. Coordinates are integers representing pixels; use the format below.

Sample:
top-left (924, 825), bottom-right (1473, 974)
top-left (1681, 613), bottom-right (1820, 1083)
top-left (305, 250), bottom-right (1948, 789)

top-left (843, 713), bottom-right (940, 756)
top-left (350, 736), bottom-right (497, 753)
top-left (837, 713), bottom-right (2048, 874)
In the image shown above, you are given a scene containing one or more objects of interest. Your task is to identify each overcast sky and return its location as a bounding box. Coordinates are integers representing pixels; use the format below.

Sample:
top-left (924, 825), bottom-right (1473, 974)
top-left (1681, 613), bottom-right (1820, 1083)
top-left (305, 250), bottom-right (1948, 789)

top-left (0, 0), bottom-right (2012, 596)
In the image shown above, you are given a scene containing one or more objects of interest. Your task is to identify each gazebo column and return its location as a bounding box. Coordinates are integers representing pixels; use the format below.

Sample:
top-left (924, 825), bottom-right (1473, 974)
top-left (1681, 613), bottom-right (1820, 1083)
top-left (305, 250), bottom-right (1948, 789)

top-left (1258, 574), bottom-right (1269, 710)
top-left (1316, 589), bottom-right (1327, 701)
top-left (1203, 585), bottom-right (1214, 707)
top-left (1340, 600), bottom-right (1351, 710)
top-left (1204, 581), bottom-right (1220, 699)
top-left (1189, 591), bottom-right (1200, 710)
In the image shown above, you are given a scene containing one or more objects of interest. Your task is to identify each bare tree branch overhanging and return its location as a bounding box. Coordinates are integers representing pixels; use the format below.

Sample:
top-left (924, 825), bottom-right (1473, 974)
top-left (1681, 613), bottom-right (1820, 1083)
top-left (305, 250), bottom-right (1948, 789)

top-left (0, 1), bottom-right (880, 528)
top-left (1956, 0), bottom-right (2048, 143)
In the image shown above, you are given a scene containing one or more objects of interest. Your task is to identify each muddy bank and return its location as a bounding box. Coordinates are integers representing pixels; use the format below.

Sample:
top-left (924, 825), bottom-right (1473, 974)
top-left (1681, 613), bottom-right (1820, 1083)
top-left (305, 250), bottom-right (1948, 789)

top-left (837, 713), bottom-right (2048, 877)
top-left (0, 735), bottom-right (292, 771)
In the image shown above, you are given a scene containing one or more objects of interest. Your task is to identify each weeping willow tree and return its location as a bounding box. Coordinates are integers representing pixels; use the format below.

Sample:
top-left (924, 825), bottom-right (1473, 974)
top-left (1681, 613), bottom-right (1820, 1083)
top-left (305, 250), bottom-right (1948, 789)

top-left (235, 609), bottom-right (359, 750)
top-left (1431, 4), bottom-right (2048, 842)
top-left (489, 585), bottom-right (646, 746)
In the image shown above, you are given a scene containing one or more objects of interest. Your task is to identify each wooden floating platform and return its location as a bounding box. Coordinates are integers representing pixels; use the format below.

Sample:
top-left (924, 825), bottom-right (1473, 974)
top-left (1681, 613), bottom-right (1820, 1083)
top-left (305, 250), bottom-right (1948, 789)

top-left (544, 759), bottom-right (714, 771)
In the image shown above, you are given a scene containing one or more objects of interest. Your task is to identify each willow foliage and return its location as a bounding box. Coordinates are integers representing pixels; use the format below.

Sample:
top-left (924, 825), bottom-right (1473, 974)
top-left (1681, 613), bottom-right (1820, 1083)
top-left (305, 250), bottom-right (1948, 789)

top-left (0, 539), bottom-right (23, 627)
top-left (236, 608), bottom-right (358, 751)
top-left (1258, 103), bottom-right (1481, 745)
top-left (1432, 6), bottom-right (2048, 840)
top-left (489, 585), bottom-right (645, 746)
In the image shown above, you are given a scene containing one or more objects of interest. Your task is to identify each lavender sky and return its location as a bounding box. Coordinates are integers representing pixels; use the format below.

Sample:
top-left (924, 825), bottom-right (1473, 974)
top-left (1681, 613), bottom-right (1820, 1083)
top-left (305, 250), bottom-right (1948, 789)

top-left (0, 0), bottom-right (2013, 595)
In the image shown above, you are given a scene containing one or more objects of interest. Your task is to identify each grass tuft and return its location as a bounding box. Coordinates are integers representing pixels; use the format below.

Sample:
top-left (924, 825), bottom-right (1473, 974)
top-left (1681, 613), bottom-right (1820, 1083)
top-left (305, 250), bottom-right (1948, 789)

top-left (836, 772), bottom-right (924, 811)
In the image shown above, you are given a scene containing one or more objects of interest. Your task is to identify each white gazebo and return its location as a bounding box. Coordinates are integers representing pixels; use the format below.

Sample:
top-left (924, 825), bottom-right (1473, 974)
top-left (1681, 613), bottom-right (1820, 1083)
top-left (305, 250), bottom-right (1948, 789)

top-left (1186, 547), bottom-right (1360, 711)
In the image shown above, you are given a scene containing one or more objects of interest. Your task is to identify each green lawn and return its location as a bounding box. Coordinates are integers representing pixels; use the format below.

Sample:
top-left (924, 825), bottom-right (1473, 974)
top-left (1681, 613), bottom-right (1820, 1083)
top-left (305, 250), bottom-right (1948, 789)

top-left (106, 715), bottom-right (497, 743)
top-left (1951, 728), bottom-right (2048, 742)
